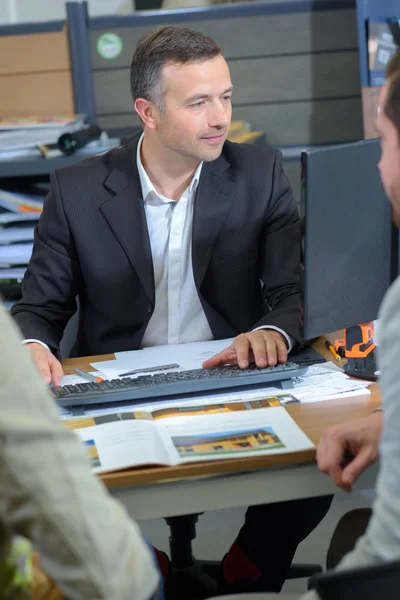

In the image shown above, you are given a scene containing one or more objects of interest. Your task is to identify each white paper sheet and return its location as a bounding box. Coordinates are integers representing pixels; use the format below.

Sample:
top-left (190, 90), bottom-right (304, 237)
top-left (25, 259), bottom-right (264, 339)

top-left (91, 338), bottom-right (235, 379)
top-left (60, 371), bottom-right (107, 387)
top-left (75, 419), bottom-right (171, 473)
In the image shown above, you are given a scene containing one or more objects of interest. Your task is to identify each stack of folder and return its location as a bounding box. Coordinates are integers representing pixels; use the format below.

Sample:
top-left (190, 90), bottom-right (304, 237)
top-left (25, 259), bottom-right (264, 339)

top-left (0, 189), bottom-right (44, 299)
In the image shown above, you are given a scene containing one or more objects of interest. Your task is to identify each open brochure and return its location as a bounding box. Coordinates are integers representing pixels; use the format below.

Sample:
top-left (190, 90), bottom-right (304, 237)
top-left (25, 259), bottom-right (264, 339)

top-left (65, 397), bottom-right (315, 474)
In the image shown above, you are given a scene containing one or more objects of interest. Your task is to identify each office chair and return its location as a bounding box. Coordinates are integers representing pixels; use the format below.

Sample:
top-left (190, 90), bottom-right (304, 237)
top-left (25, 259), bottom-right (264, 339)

top-left (311, 559), bottom-right (400, 600)
top-left (206, 561), bottom-right (400, 599)
top-left (164, 513), bottom-right (322, 600)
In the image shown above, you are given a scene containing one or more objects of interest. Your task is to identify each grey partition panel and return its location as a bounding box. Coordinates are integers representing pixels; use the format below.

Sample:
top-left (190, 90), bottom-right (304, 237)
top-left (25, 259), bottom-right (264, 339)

top-left (89, 9), bottom-right (358, 68)
top-left (232, 97), bottom-right (363, 146)
top-left (88, 1), bottom-right (363, 147)
top-left (97, 95), bottom-right (363, 148)
top-left (93, 51), bottom-right (360, 114)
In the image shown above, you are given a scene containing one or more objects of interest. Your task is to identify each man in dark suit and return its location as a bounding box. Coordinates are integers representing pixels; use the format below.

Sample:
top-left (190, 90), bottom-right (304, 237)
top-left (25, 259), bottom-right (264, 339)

top-left (12, 25), bottom-right (332, 594)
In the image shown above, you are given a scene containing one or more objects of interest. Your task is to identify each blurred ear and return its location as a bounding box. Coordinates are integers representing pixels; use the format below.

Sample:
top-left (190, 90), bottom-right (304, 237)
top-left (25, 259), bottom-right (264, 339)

top-left (134, 98), bottom-right (159, 130)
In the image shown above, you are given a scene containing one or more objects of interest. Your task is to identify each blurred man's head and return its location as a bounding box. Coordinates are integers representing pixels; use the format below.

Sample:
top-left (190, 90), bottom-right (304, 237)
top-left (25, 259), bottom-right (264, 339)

top-left (130, 26), bottom-right (232, 163)
top-left (378, 50), bottom-right (400, 225)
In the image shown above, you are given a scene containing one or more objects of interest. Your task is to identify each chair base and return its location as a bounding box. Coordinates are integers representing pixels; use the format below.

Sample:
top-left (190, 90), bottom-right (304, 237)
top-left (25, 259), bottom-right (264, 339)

top-left (166, 558), bottom-right (219, 600)
top-left (164, 514), bottom-right (322, 598)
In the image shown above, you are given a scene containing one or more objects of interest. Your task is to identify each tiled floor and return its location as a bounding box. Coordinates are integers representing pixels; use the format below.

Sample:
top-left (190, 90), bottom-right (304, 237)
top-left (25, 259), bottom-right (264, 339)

top-left (139, 489), bottom-right (375, 596)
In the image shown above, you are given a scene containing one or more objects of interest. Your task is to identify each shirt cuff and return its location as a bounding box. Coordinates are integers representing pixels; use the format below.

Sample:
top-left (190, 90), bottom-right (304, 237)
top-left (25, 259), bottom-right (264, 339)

top-left (22, 339), bottom-right (50, 352)
top-left (252, 325), bottom-right (295, 353)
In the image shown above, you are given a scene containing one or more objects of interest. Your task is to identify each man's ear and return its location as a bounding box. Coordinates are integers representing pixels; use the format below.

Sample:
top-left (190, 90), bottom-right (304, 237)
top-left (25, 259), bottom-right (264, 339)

top-left (134, 98), bottom-right (159, 130)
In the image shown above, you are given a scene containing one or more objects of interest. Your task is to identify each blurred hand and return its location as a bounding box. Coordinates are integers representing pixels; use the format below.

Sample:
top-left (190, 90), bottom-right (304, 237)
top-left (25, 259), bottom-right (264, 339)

top-left (317, 411), bottom-right (383, 492)
top-left (26, 342), bottom-right (64, 387)
top-left (202, 330), bottom-right (288, 369)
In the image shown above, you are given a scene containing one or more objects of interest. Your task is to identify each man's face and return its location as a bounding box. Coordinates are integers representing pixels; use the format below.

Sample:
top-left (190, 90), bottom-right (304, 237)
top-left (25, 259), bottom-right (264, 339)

top-left (155, 55), bottom-right (232, 162)
top-left (377, 83), bottom-right (400, 226)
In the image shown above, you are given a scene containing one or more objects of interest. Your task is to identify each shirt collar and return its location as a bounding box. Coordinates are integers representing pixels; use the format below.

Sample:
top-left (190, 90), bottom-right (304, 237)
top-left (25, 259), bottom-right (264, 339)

top-left (136, 133), bottom-right (203, 203)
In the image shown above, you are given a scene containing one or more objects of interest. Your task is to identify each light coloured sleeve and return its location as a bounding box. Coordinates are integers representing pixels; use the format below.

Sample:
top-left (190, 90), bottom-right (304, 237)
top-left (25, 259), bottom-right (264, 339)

top-left (21, 339), bottom-right (50, 351)
top-left (299, 276), bottom-right (400, 600)
top-left (0, 304), bottom-right (159, 600)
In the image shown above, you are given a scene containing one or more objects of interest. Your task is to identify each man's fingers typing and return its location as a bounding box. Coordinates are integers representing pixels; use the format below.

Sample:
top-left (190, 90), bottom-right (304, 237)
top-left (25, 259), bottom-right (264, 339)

top-left (27, 346), bottom-right (52, 385)
top-left (248, 335), bottom-right (268, 368)
top-left (50, 355), bottom-right (64, 387)
top-left (26, 343), bottom-right (63, 387)
top-left (202, 346), bottom-right (236, 369)
top-left (233, 335), bottom-right (251, 369)
top-left (264, 337), bottom-right (278, 366)
top-left (275, 338), bottom-right (288, 363)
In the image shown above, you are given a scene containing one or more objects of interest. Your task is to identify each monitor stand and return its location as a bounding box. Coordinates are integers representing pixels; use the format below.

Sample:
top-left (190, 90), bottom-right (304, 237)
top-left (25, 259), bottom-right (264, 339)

top-left (340, 322), bottom-right (378, 382)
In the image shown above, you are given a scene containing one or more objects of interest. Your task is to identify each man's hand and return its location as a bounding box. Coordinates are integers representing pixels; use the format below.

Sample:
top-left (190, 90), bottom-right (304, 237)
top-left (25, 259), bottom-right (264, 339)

top-left (26, 342), bottom-right (64, 387)
top-left (317, 411), bottom-right (383, 492)
top-left (202, 330), bottom-right (288, 369)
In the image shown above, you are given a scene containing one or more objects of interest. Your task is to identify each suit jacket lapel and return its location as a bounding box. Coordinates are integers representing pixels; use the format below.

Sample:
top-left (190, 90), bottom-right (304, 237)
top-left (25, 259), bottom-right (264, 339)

top-left (192, 153), bottom-right (236, 290)
top-left (99, 141), bottom-right (155, 305)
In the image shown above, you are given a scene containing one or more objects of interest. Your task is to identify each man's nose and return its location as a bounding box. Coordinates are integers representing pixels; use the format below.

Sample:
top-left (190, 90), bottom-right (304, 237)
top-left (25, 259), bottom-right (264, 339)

top-left (208, 101), bottom-right (230, 129)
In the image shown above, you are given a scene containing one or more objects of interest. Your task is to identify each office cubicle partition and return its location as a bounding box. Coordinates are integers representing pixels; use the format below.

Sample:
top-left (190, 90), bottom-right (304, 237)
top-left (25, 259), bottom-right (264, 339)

top-left (0, 19), bottom-right (75, 117)
top-left (0, 0), bottom-right (366, 204)
top-left (84, 0), bottom-right (362, 148)
top-left (66, 0), bottom-right (363, 201)
top-left (355, 0), bottom-right (400, 139)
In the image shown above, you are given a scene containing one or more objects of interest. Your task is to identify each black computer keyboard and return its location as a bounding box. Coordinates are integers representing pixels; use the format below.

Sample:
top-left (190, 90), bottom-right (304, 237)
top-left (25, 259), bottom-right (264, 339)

top-left (54, 362), bottom-right (306, 412)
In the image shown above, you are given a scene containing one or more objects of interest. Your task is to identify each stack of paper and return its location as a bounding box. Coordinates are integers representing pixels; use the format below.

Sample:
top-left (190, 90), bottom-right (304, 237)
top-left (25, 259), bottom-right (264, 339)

top-left (0, 114), bottom-right (86, 160)
top-left (0, 190), bottom-right (43, 297)
top-left (0, 189), bottom-right (43, 213)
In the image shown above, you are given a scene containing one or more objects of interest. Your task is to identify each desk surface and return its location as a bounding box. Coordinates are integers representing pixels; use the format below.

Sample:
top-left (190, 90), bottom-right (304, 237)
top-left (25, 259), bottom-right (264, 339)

top-left (63, 336), bottom-right (380, 492)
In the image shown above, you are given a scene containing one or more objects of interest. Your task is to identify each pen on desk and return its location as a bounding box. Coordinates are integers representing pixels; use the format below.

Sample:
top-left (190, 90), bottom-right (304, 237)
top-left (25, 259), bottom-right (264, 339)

top-left (73, 368), bottom-right (104, 383)
top-left (118, 363), bottom-right (180, 377)
top-left (325, 340), bottom-right (341, 361)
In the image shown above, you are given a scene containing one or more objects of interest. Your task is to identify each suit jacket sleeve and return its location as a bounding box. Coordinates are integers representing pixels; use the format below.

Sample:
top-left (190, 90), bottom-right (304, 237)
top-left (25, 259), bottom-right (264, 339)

top-left (251, 149), bottom-right (304, 345)
top-left (11, 171), bottom-right (83, 352)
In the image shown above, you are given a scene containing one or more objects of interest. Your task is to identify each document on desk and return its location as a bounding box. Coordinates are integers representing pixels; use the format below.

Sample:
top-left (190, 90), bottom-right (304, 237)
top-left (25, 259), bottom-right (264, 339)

top-left (72, 404), bottom-right (315, 474)
top-left (290, 364), bottom-right (371, 402)
top-left (90, 338), bottom-right (235, 379)
top-left (69, 358), bottom-right (373, 422)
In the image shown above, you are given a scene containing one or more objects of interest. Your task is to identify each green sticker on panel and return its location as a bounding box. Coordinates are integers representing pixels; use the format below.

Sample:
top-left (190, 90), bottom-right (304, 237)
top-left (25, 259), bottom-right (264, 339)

top-left (96, 32), bottom-right (123, 60)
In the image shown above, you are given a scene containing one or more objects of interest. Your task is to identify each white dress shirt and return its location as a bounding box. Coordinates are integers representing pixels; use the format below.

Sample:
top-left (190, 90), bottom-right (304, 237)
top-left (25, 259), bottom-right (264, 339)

top-left (138, 135), bottom-right (213, 347)
top-left (25, 134), bottom-right (293, 352)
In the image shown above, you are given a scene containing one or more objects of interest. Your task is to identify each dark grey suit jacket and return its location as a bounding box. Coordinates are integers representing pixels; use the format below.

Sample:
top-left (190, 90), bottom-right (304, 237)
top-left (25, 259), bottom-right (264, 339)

top-left (12, 134), bottom-right (303, 357)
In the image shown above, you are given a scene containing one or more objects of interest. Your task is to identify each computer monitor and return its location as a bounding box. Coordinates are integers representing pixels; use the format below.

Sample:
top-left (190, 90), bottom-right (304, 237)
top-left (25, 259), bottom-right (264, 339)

top-left (300, 137), bottom-right (397, 341)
